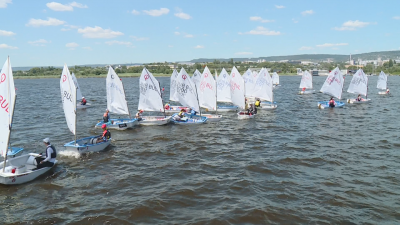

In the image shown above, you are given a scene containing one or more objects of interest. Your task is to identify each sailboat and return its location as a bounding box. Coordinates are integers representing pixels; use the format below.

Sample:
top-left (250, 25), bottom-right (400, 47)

top-left (195, 66), bottom-right (223, 122)
top-left (298, 70), bottom-right (315, 94)
top-left (259, 69), bottom-right (278, 109)
top-left (249, 68), bottom-right (276, 110)
top-left (230, 67), bottom-right (254, 119)
top-left (347, 69), bottom-right (371, 104)
top-left (0, 57), bottom-right (57, 185)
top-left (95, 66), bottom-right (138, 130)
top-left (318, 67), bottom-right (345, 109)
top-left (171, 68), bottom-right (207, 124)
top-left (137, 68), bottom-right (171, 125)
top-left (243, 69), bottom-right (256, 98)
top-left (71, 73), bottom-right (92, 109)
top-left (165, 69), bottom-right (189, 114)
top-left (61, 65), bottom-right (111, 154)
top-left (377, 71), bottom-right (389, 95)
top-left (272, 72), bottom-right (280, 88)
top-left (215, 68), bottom-right (238, 112)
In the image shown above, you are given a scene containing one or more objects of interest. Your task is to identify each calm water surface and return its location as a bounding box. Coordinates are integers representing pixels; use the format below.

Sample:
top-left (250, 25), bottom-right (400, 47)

top-left (0, 75), bottom-right (399, 225)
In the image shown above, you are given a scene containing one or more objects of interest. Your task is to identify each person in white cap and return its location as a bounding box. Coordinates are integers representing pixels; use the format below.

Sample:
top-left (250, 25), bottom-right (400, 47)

top-left (35, 138), bottom-right (57, 170)
top-left (80, 96), bottom-right (87, 105)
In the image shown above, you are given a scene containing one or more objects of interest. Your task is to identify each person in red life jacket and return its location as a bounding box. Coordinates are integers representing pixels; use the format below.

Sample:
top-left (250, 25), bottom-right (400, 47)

top-left (161, 87), bottom-right (165, 97)
top-left (34, 138), bottom-right (56, 170)
top-left (164, 102), bottom-right (170, 110)
top-left (302, 87), bottom-right (306, 92)
top-left (103, 109), bottom-right (110, 123)
top-left (81, 97), bottom-right (87, 105)
top-left (386, 88), bottom-right (390, 94)
top-left (328, 97), bottom-right (336, 107)
top-left (97, 124), bottom-right (111, 143)
top-left (136, 109), bottom-right (144, 121)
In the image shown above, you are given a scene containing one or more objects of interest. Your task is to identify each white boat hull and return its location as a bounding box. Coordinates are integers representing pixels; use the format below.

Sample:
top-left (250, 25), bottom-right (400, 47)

top-left (206, 105), bottom-right (238, 112)
top-left (378, 91), bottom-right (389, 95)
top-left (0, 153), bottom-right (57, 185)
top-left (237, 111), bottom-right (255, 120)
top-left (195, 114), bottom-right (223, 122)
top-left (64, 136), bottom-right (111, 154)
top-left (260, 102), bottom-right (278, 110)
top-left (347, 99), bottom-right (372, 104)
top-left (298, 90), bottom-right (316, 95)
top-left (76, 103), bottom-right (92, 109)
top-left (139, 116), bottom-right (171, 125)
top-left (95, 119), bottom-right (138, 130)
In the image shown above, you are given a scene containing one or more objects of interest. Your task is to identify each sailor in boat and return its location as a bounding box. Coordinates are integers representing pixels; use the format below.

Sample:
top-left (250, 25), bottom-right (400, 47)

top-left (164, 102), bottom-right (170, 110)
top-left (174, 108), bottom-right (186, 121)
top-left (190, 107), bottom-right (197, 116)
top-left (97, 124), bottom-right (111, 143)
top-left (161, 87), bottom-right (165, 97)
top-left (34, 138), bottom-right (56, 170)
top-left (386, 88), bottom-right (390, 94)
top-left (250, 103), bottom-right (257, 115)
top-left (135, 109), bottom-right (143, 121)
top-left (103, 109), bottom-right (110, 124)
top-left (255, 98), bottom-right (261, 108)
top-left (356, 94), bottom-right (362, 102)
top-left (329, 97), bottom-right (336, 108)
top-left (302, 87), bottom-right (306, 92)
top-left (81, 97), bottom-right (87, 105)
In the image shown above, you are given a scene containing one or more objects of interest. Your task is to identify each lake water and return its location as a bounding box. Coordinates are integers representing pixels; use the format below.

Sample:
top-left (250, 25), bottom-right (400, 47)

top-left (1, 75), bottom-right (399, 224)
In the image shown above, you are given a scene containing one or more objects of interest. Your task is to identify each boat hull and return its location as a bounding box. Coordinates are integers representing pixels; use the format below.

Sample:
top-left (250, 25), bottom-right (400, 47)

top-left (378, 91), bottom-right (389, 95)
top-left (139, 116), bottom-right (171, 125)
top-left (192, 114), bottom-right (222, 122)
top-left (7, 147), bottom-right (24, 157)
top-left (206, 105), bottom-right (238, 112)
top-left (95, 119), bottom-right (138, 130)
top-left (298, 90), bottom-right (316, 95)
top-left (171, 113), bottom-right (207, 125)
top-left (164, 106), bottom-right (190, 115)
top-left (76, 103), bottom-right (92, 109)
top-left (0, 153), bottom-right (57, 185)
top-left (260, 102), bottom-right (278, 110)
top-left (237, 111), bottom-right (255, 120)
top-left (318, 101), bottom-right (345, 109)
top-left (347, 99), bottom-right (372, 104)
top-left (64, 136), bottom-right (111, 154)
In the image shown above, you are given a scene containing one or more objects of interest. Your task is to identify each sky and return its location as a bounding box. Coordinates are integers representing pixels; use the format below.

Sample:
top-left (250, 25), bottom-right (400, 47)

top-left (0, 0), bottom-right (400, 67)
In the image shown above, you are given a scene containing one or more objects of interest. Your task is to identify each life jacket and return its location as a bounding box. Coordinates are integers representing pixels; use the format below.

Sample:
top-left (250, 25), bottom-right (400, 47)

top-left (103, 129), bottom-right (111, 139)
top-left (165, 104), bottom-right (170, 110)
top-left (46, 145), bottom-right (57, 158)
top-left (178, 111), bottom-right (184, 117)
top-left (103, 113), bottom-right (109, 123)
top-left (302, 87), bottom-right (306, 91)
top-left (82, 99), bottom-right (87, 105)
top-left (329, 100), bottom-right (335, 107)
top-left (255, 100), bottom-right (260, 107)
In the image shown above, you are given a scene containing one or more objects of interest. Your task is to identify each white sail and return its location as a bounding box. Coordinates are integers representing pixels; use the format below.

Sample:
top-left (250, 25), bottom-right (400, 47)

top-left (216, 68), bottom-right (232, 102)
top-left (138, 68), bottom-right (163, 112)
top-left (60, 64), bottom-right (76, 135)
top-left (347, 69), bottom-right (368, 96)
top-left (320, 67), bottom-right (345, 99)
top-left (71, 73), bottom-right (83, 100)
top-left (192, 69), bottom-right (201, 88)
top-left (106, 66), bottom-right (130, 115)
top-left (299, 70), bottom-right (313, 89)
top-left (252, 68), bottom-right (273, 102)
top-left (272, 72), bottom-right (280, 85)
top-left (230, 67), bottom-right (245, 109)
top-left (242, 69), bottom-right (256, 97)
top-left (377, 71), bottom-right (387, 90)
top-left (198, 66), bottom-right (216, 110)
top-left (0, 58), bottom-right (15, 157)
top-left (169, 69), bottom-right (179, 102)
top-left (176, 68), bottom-right (199, 111)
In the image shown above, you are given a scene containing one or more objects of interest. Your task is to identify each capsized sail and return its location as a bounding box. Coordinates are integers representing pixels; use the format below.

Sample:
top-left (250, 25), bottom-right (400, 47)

top-left (347, 69), bottom-right (368, 96)
top-left (0, 57), bottom-right (16, 157)
top-left (230, 67), bottom-right (245, 109)
top-left (216, 68), bottom-right (232, 103)
top-left (272, 72), bottom-right (280, 85)
top-left (377, 71), bottom-right (387, 90)
top-left (320, 67), bottom-right (345, 99)
top-left (252, 68), bottom-right (273, 102)
top-left (169, 69), bottom-right (179, 102)
top-left (71, 73), bottom-right (83, 100)
top-left (106, 66), bottom-right (130, 115)
top-left (299, 70), bottom-right (313, 89)
top-left (138, 68), bottom-right (163, 112)
top-left (198, 66), bottom-right (216, 110)
top-left (60, 64), bottom-right (76, 135)
top-left (176, 68), bottom-right (199, 111)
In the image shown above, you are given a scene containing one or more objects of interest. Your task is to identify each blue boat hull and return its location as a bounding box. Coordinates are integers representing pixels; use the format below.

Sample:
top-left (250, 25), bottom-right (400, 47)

top-left (318, 101), bottom-right (345, 109)
top-left (171, 113), bottom-right (207, 124)
top-left (64, 135), bottom-right (111, 154)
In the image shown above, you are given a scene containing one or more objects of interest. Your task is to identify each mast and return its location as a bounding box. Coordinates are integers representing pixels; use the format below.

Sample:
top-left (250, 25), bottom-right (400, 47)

top-left (3, 56), bottom-right (14, 172)
top-left (194, 83), bottom-right (201, 117)
top-left (74, 86), bottom-right (77, 145)
top-left (215, 69), bottom-right (218, 115)
top-left (120, 79), bottom-right (131, 119)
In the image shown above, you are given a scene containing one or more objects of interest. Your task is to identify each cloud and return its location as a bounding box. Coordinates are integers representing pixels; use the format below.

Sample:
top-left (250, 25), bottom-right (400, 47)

top-left (26, 17), bottom-right (65, 27)
top-left (0, 29), bottom-right (16, 36)
top-left (174, 31), bottom-right (180, 35)
top-left (393, 16), bottom-right (400, 20)
top-left (235, 52), bottom-right (253, 55)
top-left (0, 0), bottom-right (12, 8)
top-left (301, 10), bottom-right (314, 16)
top-left (184, 34), bottom-right (194, 38)
top-left (239, 26), bottom-right (281, 36)
top-left (131, 9), bottom-right (140, 15)
top-left (78, 26), bottom-right (123, 38)
top-left (299, 46), bottom-right (313, 50)
top-left (168, 45), bottom-right (173, 48)
top-left (61, 24), bottom-right (79, 31)
top-left (333, 20), bottom-right (371, 31)
top-left (46, 1), bottom-right (87, 11)
top-left (175, 12), bottom-right (191, 20)
top-left (316, 43), bottom-right (348, 47)
top-left (66, 42), bottom-right (79, 49)
top-left (0, 44), bottom-right (18, 49)
top-left (275, 5), bottom-right (285, 9)
top-left (82, 46), bottom-right (91, 50)
top-left (28, 39), bottom-right (50, 46)
top-left (250, 16), bottom-right (274, 23)
top-left (194, 45), bottom-right (204, 49)
top-left (105, 40), bottom-right (132, 46)
top-left (130, 36), bottom-right (149, 41)
top-left (292, 18), bottom-right (298, 23)
top-left (143, 8), bottom-right (169, 16)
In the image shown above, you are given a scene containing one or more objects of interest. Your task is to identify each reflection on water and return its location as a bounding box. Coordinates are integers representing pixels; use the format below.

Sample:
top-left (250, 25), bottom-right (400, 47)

top-left (0, 75), bottom-right (399, 224)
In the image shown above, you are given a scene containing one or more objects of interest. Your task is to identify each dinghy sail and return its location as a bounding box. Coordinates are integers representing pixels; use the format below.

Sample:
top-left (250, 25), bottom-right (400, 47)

top-left (72, 73), bottom-right (92, 108)
top-left (318, 67), bottom-right (345, 109)
top-left (169, 69), bottom-right (179, 102)
top-left (377, 71), bottom-right (389, 95)
top-left (347, 69), bottom-right (371, 104)
top-left (299, 70), bottom-right (315, 94)
top-left (272, 72), bottom-right (280, 86)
